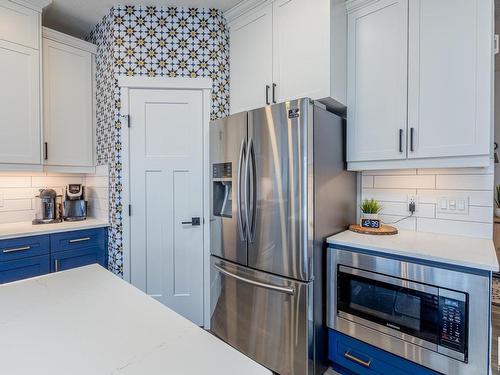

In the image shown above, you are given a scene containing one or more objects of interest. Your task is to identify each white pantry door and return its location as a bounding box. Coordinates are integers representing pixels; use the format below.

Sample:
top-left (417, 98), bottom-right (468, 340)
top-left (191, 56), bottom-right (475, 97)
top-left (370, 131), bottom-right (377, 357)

top-left (129, 88), bottom-right (204, 326)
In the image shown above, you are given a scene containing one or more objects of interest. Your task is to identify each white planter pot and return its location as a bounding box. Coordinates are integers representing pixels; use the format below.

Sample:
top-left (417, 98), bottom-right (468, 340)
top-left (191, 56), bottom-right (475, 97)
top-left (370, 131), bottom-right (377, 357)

top-left (362, 213), bottom-right (379, 220)
top-left (495, 208), bottom-right (500, 218)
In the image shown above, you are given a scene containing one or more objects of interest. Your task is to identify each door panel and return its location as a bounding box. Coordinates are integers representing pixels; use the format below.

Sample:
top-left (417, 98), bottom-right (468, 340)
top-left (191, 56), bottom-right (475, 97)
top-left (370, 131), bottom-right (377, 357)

top-left (229, 3), bottom-right (273, 114)
top-left (43, 38), bottom-right (93, 167)
top-left (210, 113), bottom-right (248, 265)
top-left (407, 0), bottom-right (492, 159)
top-left (130, 89), bottom-right (204, 326)
top-left (210, 257), bottom-right (310, 375)
top-left (346, 0), bottom-right (408, 162)
top-left (247, 99), bottom-right (310, 281)
top-left (272, 0), bottom-right (330, 102)
top-left (0, 40), bottom-right (40, 164)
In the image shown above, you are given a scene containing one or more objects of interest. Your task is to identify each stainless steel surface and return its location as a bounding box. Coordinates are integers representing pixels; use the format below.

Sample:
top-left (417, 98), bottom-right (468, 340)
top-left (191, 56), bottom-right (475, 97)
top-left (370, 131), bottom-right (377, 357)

top-left (68, 237), bottom-right (91, 243)
top-left (338, 265), bottom-right (439, 295)
top-left (210, 112), bottom-right (248, 265)
top-left (54, 259), bottom-right (58, 272)
top-left (237, 138), bottom-right (246, 241)
top-left (247, 99), bottom-right (310, 281)
top-left (327, 249), bottom-right (491, 375)
top-left (33, 188), bottom-right (62, 224)
top-left (211, 257), bottom-right (311, 375)
top-left (210, 98), bottom-right (357, 375)
top-left (214, 263), bottom-right (295, 295)
top-left (63, 185), bottom-right (87, 221)
top-left (2, 246), bottom-right (31, 253)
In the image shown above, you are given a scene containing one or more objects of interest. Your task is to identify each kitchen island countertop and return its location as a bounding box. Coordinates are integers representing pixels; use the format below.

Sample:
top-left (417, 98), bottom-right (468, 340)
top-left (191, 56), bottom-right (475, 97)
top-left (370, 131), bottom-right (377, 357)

top-left (0, 264), bottom-right (271, 375)
top-left (327, 229), bottom-right (499, 272)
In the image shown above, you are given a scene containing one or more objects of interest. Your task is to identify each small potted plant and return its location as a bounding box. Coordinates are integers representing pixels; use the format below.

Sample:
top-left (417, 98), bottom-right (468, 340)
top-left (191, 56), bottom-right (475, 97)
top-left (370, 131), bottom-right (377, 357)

top-left (360, 198), bottom-right (382, 220)
top-left (495, 185), bottom-right (500, 217)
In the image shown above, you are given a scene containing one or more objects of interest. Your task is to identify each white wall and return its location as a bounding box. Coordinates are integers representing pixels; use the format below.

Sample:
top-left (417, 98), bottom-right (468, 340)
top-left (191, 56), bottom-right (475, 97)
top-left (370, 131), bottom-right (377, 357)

top-left (0, 167), bottom-right (109, 224)
top-left (361, 167), bottom-right (494, 239)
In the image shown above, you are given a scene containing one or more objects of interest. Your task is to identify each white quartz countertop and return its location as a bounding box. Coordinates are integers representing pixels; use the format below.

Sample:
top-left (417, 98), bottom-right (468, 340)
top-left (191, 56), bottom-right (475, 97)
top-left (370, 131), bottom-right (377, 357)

top-left (0, 218), bottom-right (109, 240)
top-left (0, 265), bottom-right (271, 375)
top-left (327, 230), bottom-right (499, 272)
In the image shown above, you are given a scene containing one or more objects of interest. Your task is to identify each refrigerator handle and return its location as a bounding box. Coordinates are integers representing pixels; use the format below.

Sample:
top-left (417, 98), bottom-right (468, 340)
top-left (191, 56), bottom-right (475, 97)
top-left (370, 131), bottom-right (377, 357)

top-left (245, 138), bottom-right (256, 242)
top-left (237, 139), bottom-right (247, 241)
top-left (214, 264), bottom-right (295, 295)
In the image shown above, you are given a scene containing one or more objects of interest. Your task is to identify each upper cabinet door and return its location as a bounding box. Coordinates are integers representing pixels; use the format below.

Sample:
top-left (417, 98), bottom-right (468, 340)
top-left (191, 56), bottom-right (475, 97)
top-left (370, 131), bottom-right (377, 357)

top-left (347, 0), bottom-right (408, 162)
top-left (272, 0), bottom-right (330, 103)
top-left (43, 38), bottom-right (94, 167)
top-left (229, 3), bottom-right (273, 114)
top-left (407, 0), bottom-right (493, 159)
top-left (0, 40), bottom-right (41, 164)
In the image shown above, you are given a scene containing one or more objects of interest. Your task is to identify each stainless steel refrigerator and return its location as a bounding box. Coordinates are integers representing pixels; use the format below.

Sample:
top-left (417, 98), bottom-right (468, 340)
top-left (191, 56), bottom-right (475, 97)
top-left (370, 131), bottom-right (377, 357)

top-left (209, 98), bottom-right (356, 375)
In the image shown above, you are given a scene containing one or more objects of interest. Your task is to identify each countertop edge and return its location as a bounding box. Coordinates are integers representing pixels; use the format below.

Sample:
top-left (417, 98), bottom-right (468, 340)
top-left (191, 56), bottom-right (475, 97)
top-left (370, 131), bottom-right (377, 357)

top-left (327, 234), bottom-right (499, 273)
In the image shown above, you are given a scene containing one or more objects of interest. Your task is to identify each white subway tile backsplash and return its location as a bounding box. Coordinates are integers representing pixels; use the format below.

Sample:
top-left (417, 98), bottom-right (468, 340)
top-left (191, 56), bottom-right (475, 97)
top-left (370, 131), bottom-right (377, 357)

top-left (0, 210), bottom-right (35, 224)
top-left (362, 188), bottom-right (416, 203)
top-left (0, 199), bottom-right (32, 212)
top-left (0, 177), bottom-right (32, 188)
top-left (31, 176), bottom-right (84, 188)
top-left (379, 214), bottom-right (417, 231)
top-left (417, 189), bottom-right (493, 207)
top-left (361, 175), bottom-right (374, 188)
top-left (360, 167), bottom-right (494, 239)
top-left (435, 174), bottom-right (493, 190)
top-left (363, 169), bottom-right (417, 176)
top-left (373, 175), bottom-right (435, 189)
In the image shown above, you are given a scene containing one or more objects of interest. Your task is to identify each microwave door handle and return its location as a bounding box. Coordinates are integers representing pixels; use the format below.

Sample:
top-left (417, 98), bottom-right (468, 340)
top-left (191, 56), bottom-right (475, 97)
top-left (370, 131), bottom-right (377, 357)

top-left (237, 139), bottom-right (247, 241)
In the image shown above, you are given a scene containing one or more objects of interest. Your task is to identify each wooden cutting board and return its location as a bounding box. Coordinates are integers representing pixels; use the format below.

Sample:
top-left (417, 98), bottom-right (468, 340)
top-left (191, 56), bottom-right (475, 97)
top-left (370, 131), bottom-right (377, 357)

top-left (349, 224), bottom-right (398, 235)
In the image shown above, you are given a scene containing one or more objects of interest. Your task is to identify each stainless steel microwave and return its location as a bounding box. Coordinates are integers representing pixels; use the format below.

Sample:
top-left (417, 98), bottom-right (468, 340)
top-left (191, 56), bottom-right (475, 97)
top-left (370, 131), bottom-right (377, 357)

top-left (327, 249), bottom-right (491, 375)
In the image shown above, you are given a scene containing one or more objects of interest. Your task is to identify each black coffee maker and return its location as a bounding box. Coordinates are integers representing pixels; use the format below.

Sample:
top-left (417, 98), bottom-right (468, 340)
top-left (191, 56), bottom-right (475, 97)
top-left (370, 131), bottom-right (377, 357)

top-left (63, 184), bottom-right (87, 221)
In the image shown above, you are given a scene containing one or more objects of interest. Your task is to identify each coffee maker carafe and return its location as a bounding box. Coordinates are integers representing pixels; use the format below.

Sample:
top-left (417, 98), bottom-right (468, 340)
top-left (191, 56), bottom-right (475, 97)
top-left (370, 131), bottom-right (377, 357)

top-left (33, 189), bottom-right (62, 224)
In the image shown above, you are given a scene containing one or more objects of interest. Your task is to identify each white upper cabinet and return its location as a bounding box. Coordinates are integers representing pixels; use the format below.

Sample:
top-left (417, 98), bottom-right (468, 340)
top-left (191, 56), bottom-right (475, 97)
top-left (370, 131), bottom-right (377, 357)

top-left (226, 0), bottom-right (346, 114)
top-left (42, 28), bottom-right (96, 170)
top-left (347, 0), bottom-right (493, 170)
top-left (0, 1), bottom-right (41, 167)
top-left (346, 0), bottom-right (408, 163)
top-left (272, 0), bottom-right (330, 103)
top-left (229, 3), bottom-right (273, 115)
top-left (407, 0), bottom-right (492, 160)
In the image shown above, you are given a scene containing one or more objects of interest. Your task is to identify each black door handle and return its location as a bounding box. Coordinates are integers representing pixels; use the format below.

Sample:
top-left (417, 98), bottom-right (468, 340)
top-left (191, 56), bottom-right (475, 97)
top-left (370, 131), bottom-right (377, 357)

top-left (272, 83), bottom-right (277, 104)
top-left (265, 85), bottom-right (270, 105)
top-left (181, 217), bottom-right (200, 226)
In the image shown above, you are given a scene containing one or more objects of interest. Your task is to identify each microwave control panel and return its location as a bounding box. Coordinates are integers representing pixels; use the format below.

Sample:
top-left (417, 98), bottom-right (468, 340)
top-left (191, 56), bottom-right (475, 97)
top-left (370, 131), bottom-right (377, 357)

top-left (438, 295), bottom-right (467, 357)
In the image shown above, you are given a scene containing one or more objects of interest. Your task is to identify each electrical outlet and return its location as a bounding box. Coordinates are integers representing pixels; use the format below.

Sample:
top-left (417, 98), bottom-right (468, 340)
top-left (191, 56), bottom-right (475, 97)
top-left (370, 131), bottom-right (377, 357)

top-left (407, 195), bottom-right (417, 213)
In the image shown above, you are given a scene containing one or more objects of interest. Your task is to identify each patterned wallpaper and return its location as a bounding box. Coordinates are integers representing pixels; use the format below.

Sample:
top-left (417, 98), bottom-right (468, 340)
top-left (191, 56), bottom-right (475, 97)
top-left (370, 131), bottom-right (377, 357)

top-left (87, 5), bottom-right (230, 276)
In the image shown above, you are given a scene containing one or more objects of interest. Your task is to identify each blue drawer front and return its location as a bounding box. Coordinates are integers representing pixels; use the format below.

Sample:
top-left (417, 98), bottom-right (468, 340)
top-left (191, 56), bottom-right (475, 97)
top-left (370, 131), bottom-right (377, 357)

top-left (0, 255), bottom-right (50, 284)
top-left (50, 246), bottom-right (105, 272)
top-left (329, 330), bottom-right (439, 375)
top-left (50, 228), bottom-right (106, 253)
top-left (0, 235), bottom-right (49, 262)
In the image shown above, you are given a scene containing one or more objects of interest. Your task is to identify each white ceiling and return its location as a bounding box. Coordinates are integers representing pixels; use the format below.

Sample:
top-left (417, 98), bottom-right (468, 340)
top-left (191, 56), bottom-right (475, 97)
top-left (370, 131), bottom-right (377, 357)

top-left (42, 0), bottom-right (241, 39)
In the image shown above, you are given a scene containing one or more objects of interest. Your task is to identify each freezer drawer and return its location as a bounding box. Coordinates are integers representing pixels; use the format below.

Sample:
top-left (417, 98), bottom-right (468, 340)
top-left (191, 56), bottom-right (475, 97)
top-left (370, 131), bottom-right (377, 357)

top-left (210, 256), bottom-right (312, 375)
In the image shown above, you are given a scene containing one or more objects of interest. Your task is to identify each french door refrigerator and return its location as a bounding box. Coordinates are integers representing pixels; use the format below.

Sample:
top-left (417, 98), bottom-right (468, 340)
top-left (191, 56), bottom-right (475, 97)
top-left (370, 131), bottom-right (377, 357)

top-left (210, 98), bottom-right (356, 375)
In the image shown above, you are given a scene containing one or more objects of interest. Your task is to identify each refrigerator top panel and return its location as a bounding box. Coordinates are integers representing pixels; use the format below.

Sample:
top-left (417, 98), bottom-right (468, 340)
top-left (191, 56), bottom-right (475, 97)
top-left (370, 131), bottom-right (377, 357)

top-left (247, 98), bottom-right (312, 281)
top-left (210, 112), bottom-right (248, 265)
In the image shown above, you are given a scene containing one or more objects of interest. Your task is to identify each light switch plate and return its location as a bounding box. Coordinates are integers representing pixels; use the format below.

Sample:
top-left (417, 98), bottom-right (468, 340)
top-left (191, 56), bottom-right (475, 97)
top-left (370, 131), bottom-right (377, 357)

top-left (437, 195), bottom-right (469, 215)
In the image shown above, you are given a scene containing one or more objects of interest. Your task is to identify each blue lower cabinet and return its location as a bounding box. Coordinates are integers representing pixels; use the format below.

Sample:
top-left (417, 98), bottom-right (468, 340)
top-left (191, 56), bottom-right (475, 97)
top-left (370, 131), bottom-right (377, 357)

top-left (329, 330), bottom-right (439, 375)
top-left (50, 246), bottom-right (106, 272)
top-left (0, 255), bottom-right (50, 284)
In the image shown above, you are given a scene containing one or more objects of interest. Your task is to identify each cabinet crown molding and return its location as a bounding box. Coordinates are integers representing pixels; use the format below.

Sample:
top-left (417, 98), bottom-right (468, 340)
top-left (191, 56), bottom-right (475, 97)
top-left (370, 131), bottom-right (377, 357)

top-left (9, 0), bottom-right (51, 12)
top-left (346, 0), bottom-right (380, 13)
top-left (42, 27), bottom-right (97, 54)
top-left (224, 0), bottom-right (270, 24)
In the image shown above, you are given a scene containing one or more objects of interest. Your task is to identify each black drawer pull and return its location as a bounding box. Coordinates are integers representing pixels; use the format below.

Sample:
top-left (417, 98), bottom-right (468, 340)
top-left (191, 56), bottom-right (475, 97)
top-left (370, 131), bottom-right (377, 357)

top-left (344, 350), bottom-right (372, 368)
top-left (69, 237), bottom-right (91, 243)
top-left (3, 246), bottom-right (31, 253)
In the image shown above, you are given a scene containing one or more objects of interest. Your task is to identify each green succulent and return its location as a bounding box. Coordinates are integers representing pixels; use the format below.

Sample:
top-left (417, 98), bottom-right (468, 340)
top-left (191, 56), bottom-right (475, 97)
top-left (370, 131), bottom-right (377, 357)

top-left (360, 198), bottom-right (382, 214)
top-left (495, 185), bottom-right (500, 208)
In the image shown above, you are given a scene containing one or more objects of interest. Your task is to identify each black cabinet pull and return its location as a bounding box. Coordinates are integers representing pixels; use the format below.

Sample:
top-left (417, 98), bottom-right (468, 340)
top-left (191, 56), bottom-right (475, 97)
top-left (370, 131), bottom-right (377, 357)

top-left (410, 127), bottom-right (415, 152)
top-left (272, 83), bottom-right (277, 104)
top-left (265, 85), bottom-right (270, 105)
top-left (44, 142), bottom-right (48, 160)
top-left (399, 129), bottom-right (403, 153)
